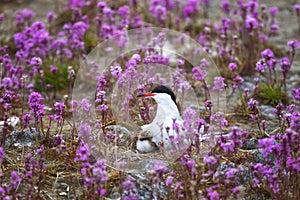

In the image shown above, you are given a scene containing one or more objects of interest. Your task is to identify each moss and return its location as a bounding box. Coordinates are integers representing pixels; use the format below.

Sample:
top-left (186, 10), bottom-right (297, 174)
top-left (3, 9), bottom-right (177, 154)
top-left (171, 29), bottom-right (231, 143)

top-left (83, 29), bottom-right (98, 52)
top-left (34, 61), bottom-right (71, 92)
top-left (256, 83), bottom-right (289, 106)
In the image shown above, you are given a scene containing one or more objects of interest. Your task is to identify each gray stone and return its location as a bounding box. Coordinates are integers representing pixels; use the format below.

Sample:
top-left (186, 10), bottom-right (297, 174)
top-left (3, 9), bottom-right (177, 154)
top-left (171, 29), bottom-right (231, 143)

top-left (242, 138), bottom-right (258, 150)
top-left (6, 128), bottom-right (40, 147)
top-left (105, 125), bottom-right (132, 146)
top-left (259, 105), bottom-right (276, 120)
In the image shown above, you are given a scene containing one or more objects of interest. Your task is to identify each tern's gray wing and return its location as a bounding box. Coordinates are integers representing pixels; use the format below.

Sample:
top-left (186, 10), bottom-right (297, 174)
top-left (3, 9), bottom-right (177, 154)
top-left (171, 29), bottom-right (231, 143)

top-left (138, 130), bottom-right (153, 139)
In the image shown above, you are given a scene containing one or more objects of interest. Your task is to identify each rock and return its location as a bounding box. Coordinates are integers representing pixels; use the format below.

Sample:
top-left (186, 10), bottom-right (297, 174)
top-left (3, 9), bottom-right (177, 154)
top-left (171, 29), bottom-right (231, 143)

top-left (53, 182), bottom-right (70, 199)
top-left (249, 149), bottom-right (268, 164)
top-left (105, 125), bottom-right (132, 146)
top-left (0, 116), bottom-right (20, 127)
top-left (108, 158), bottom-right (169, 199)
top-left (216, 162), bottom-right (251, 185)
top-left (259, 105), bottom-right (276, 120)
top-left (242, 138), bottom-right (258, 150)
top-left (6, 129), bottom-right (40, 147)
top-left (123, 173), bottom-right (168, 200)
top-left (0, 116), bottom-right (20, 134)
top-left (190, 105), bottom-right (206, 112)
top-left (239, 76), bottom-right (255, 91)
top-left (8, 116), bottom-right (20, 127)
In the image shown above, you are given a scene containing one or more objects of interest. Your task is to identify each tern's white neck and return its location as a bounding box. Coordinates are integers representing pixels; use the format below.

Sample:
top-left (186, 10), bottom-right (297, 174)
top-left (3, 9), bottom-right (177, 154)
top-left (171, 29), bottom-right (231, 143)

top-left (151, 93), bottom-right (181, 123)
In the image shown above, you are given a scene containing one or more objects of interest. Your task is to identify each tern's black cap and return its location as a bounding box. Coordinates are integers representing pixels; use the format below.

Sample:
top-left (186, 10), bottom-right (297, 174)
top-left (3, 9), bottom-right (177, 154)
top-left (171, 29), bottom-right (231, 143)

top-left (151, 85), bottom-right (176, 104)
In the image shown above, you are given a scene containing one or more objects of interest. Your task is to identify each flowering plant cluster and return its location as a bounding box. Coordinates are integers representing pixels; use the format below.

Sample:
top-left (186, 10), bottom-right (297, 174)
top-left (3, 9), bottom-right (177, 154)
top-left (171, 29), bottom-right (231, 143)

top-left (0, 0), bottom-right (299, 199)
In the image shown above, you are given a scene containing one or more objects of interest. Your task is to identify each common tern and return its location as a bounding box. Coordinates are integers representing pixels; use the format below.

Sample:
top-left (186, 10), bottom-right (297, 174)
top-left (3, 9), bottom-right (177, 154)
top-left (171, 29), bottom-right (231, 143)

top-left (136, 85), bottom-right (187, 153)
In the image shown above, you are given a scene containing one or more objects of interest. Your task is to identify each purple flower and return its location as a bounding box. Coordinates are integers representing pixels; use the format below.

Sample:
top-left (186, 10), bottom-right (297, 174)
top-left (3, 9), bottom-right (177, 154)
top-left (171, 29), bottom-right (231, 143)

top-left (121, 177), bottom-right (135, 190)
top-left (54, 102), bottom-right (65, 113)
top-left (53, 134), bottom-right (63, 146)
top-left (78, 123), bottom-right (91, 138)
top-left (286, 104), bottom-right (298, 113)
top-left (97, 1), bottom-right (106, 9)
top-left (152, 160), bottom-right (167, 177)
top-left (287, 156), bottom-right (300, 171)
top-left (0, 187), bottom-right (5, 197)
top-left (192, 66), bottom-right (207, 81)
top-left (228, 62), bottom-right (237, 71)
top-left (213, 76), bottom-right (226, 92)
top-left (118, 6), bottom-right (130, 18)
top-left (210, 112), bottom-right (228, 128)
top-left (221, 17), bottom-right (230, 32)
top-left (30, 57), bottom-right (42, 66)
top-left (29, 92), bottom-right (42, 104)
top-left (1, 77), bottom-right (13, 89)
top-left (259, 33), bottom-right (268, 42)
top-left (290, 112), bottom-right (300, 130)
top-left (272, 103), bottom-right (284, 117)
top-left (247, 98), bottom-right (258, 111)
top-left (270, 24), bottom-right (279, 34)
top-left (81, 98), bottom-right (92, 112)
top-left (10, 171), bottom-right (21, 189)
top-left (292, 88), bottom-right (300, 101)
top-left (183, 107), bottom-right (196, 132)
top-left (245, 15), bottom-right (258, 30)
top-left (220, 0), bottom-right (230, 14)
top-left (22, 112), bottom-right (31, 128)
top-left (267, 58), bottom-right (277, 70)
top-left (78, 158), bottom-right (107, 195)
top-left (177, 59), bottom-right (185, 66)
top-left (0, 147), bottom-right (4, 164)
top-left (279, 57), bottom-right (291, 74)
top-left (150, 1), bottom-right (168, 23)
top-left (225, 168), bottom-right (238, 179)
top-left (15, 8), bottom-right (35, 25)
top-left (219, 49), bottom-right (227, 57)
top-left (69, 0), bottom-right (90, 9)
top-left (203, 155), bottom-right (217, 165)
top-left (92, 159), bottom-right (107, 182)
top-left (95, 91), bottom-right (106, 105)
top-left (261, 48), bottom-right (274, 60)
top-left (0, 90), bottom-right (14, 111)
top-left (52, 102), bottom-right (65, 122)
top-left (294, 4), bottom-right (300, 16)
top-left (165, 174), bottom-right (174, 186)
top-left (47, 12), bottom-right (56, 23)
top-left (249, 114), bottom-right (258, 121)
top-left (256, 59), bottom-right (267, 73)
top-left (69, 100), bottom-right (78, 113)
top-left (126, 54), bottom-right (141, 68)
top-left (123, 194), bottom-right (139, 200)
top-left (97, 104), bottom-right (108, 112)
top-left (50, 65), bottom-right (58, 73)
top-left (29, 92), bottom-right (45, 118)
top-left (110, 64), bottom-right (122, 78)
top-left (0, 13), bottom-right (4, 21)
top-left (258, 136), bottom-right (275, 157)
top-left (269, 6), bottom-right (278, 16)
top-left (232, 186), bottom-right (243, 194)
top-left (246, 0), bottom-right (258, 13)
top-left (287, 39), bottom-right (300, 50)
top-left (233, 76), bottom-right (244, 89)
top-left (207, 188), bottom-right (220, 200)
top-left (183, 0), bottom-right (200, 19)
top-left (74, 143), bottom-right (90, 162)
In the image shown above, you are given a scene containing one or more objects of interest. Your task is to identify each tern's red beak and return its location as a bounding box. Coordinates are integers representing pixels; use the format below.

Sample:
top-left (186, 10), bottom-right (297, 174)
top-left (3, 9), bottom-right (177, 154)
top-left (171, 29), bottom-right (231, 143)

top-left (137, 93), bottom-right (156, 97)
